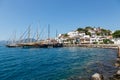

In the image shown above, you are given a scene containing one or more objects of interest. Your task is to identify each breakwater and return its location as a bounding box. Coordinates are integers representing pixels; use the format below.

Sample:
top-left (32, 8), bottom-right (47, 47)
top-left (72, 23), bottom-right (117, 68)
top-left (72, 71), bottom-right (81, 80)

top-left (63, 44), bottom-right (118, 49)
top-left (64, 44), bottom-right (120, 80)
top-left (90, 46), bottom-right (120, 80)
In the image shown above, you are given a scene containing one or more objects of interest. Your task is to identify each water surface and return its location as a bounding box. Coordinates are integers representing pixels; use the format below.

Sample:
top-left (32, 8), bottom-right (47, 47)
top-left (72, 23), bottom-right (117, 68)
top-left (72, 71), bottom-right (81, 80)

top-left (0, 46), bottom-right (117, 80)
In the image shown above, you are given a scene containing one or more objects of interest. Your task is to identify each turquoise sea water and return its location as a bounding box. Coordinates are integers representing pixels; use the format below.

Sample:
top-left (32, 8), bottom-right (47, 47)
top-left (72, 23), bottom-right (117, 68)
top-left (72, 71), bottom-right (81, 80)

top-left (0, 46), bottom-right (117, 80)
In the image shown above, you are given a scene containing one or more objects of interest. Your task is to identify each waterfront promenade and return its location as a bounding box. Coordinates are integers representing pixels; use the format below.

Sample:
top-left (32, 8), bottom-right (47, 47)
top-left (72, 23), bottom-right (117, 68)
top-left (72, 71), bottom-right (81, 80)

top-left (63, 44), bottom-right (119, 49)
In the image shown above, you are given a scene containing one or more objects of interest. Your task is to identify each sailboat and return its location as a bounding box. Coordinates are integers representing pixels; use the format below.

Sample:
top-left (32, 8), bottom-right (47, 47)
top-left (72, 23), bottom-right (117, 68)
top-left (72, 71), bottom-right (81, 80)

top-left (6, 24), bottom-right (63, 48)
top-left (6, 43), bottom-right (18, 47)
top-left (6, 25), bottom-right (32, 48)
top-left (6, 31), bottom-right (19, 47)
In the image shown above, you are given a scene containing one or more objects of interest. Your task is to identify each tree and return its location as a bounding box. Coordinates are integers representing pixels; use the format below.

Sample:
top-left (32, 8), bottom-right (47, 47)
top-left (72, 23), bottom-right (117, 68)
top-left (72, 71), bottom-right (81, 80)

top-left (112, 30), bottom-right (120, 38)
top-left (77, 27), bottom-right (93, 36)
top-left (85, 31), bottom-right (91, 36)
top-left (101, 29), bottom-right (111, 36)
top-left (103, 39), bottom-right (114, 44)
top-left (76, 28), bottom-right (85, 32)
top-left (85, 26), bottom-right (94, 30)
top-left (96, 33), bottom-right (100, 36)
top-left (63, 33), bottom-right (69, 37)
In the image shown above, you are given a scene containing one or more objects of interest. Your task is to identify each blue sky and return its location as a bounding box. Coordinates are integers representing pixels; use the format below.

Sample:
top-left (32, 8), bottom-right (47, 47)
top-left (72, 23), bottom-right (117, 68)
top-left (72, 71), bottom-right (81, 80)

top-left (0, 0), bottom-right (120, 40)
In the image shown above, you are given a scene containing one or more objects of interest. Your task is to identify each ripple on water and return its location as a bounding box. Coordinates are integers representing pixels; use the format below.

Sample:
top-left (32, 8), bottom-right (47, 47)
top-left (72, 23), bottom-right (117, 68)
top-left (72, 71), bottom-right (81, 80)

top-left (0, 47), bottom-right (117, 80)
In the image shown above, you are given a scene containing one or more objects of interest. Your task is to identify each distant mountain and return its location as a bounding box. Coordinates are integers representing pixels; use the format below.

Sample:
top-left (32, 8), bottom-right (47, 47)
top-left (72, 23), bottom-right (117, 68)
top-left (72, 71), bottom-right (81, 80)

top-left (7, 38), bottom-right (37, 43)
top-left (0, 38), bottom-right (37, 46)
top-left (18, 38), bottom-right (37, 43)
top-left (0, 40), bottom-right (7, 46)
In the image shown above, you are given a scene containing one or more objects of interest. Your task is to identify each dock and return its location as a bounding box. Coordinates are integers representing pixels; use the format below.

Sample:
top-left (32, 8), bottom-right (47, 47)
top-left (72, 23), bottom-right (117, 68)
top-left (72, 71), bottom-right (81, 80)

top-left (16, 42), bottom-right (63, 48)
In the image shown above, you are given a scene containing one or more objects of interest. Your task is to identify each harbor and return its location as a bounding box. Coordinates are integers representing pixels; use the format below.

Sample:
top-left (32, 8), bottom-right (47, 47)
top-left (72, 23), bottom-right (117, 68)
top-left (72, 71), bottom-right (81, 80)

top-left (1, 0), bottom-right (120, 80)
top-left (4, 25), bottom-right (120, 79)
top-left (6, 25), bottom-right (120, 49)
top-left (6, 25), bottom-right (63, 48)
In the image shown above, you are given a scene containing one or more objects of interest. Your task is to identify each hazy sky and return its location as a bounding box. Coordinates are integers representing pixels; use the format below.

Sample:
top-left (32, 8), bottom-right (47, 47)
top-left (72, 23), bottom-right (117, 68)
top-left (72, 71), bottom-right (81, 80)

top-left (0, 0), bottom-right (120, 40)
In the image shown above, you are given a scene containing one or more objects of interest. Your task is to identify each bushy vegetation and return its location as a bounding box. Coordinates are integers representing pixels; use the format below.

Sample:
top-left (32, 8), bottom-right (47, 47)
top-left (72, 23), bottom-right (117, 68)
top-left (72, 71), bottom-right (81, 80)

top-left (112, 30), bottom-right (120, 38)
top-left (103, 39), bottom-right (114, 44)
top-left (63, 33), bottom-right (69, 37)
top-left (93, 42), bottom-right (98, 44)
top-left (100, 29), bottom-right (111, 36)
top-left (76, 26), bottom-right (112, 36)
top-left (77, 28), bottom-right (85, 33)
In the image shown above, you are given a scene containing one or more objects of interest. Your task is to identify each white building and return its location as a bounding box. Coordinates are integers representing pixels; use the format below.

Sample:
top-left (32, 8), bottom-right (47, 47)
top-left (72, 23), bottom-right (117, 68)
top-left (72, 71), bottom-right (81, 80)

top-left (112, 38), bottom-right (120, 45)
top-left (67, 31), bottom-right (79, 38)
top-left (79, 33), bottom-right (85, 37)
top-left (83, 35), bottom-right (90, 38)
top-left (90, 37), bottom-right (103, 44)
top-left (67, 31), bottom-right (86, 38)
top-left (88, 29), bottom-right (96, 37)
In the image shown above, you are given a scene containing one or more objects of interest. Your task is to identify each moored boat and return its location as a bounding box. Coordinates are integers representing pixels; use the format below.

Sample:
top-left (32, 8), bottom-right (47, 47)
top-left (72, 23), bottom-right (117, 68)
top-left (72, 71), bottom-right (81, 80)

top-left (6, 43), bottom-right (19, 48)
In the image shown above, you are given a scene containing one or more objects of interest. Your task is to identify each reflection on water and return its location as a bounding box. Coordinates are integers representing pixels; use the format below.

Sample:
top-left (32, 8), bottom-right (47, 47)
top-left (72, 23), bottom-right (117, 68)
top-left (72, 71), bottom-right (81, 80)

top-left (0, 47), bottom-right (117, 80)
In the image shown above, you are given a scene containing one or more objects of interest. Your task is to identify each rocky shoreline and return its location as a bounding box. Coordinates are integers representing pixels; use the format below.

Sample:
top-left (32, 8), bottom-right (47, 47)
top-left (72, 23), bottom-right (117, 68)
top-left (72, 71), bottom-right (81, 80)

top-left (63, 44), bottom-right (118, 49)
top-left (65, 44), bottom-right (120, 80)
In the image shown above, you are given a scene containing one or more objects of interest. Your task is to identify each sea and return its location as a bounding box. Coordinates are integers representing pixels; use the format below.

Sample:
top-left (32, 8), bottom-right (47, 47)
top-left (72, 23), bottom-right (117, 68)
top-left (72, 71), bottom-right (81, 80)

top-left (0, 46), bottom-right (118, 80)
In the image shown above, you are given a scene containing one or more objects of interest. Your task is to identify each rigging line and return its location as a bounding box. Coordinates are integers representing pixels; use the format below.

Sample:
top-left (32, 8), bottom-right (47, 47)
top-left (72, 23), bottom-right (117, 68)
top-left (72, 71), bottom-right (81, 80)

top-left (40, 27), bottom-right (47, 40)
top-left (32, 32), bottom-right (36, 42)
top-left (18, 25), bottom-right (31, 43)
top-left (39, 27), bottom-right (45, 40)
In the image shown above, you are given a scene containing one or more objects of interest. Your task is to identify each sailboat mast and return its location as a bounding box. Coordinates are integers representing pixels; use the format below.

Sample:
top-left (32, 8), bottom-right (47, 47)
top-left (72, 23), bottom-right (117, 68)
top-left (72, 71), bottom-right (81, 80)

top-left (36, 23), bottom-right (40, 42)
top-left (36, 27), bottom-right (39, 42)
top-left (56, 29), bottom-right (58, 38)
top-left (28, 25), bottom-right (31, 43)
top-left (48, 24), bottom-right (50, 40)
top-left (13, 31), bottom-right (16, 43)
top-left (11, 31), bottom-right (16, 44)
top-left (47, 24), bottom-right (50, 44)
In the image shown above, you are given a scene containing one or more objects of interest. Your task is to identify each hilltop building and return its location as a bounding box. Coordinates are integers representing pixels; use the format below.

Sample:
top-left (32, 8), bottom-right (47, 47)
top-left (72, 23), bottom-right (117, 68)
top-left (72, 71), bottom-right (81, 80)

top-left (112, 38), bottom-right (120, 44)
top-left (55, 27), bottom-right (114, 44)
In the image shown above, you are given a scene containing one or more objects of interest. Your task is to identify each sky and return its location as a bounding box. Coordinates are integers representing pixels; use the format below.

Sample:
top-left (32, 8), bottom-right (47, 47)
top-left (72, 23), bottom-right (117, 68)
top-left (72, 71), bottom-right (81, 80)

top-left (0, 0), bottom-right (120, 40)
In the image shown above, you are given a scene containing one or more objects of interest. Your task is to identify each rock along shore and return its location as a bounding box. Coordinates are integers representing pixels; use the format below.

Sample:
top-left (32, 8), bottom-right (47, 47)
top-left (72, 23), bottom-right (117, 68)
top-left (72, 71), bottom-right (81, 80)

top-left (63, 44), bottom-right (118, 49)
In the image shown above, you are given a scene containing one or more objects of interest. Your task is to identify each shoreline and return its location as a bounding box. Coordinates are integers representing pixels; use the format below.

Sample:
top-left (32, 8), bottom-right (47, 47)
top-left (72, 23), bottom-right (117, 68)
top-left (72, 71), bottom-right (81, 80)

top-left (63, 44), bottom-right (119, 49)
top-left (2, 44), bottom-right (120, 80)
top-left (63, 44), bottom-right (120, 80)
